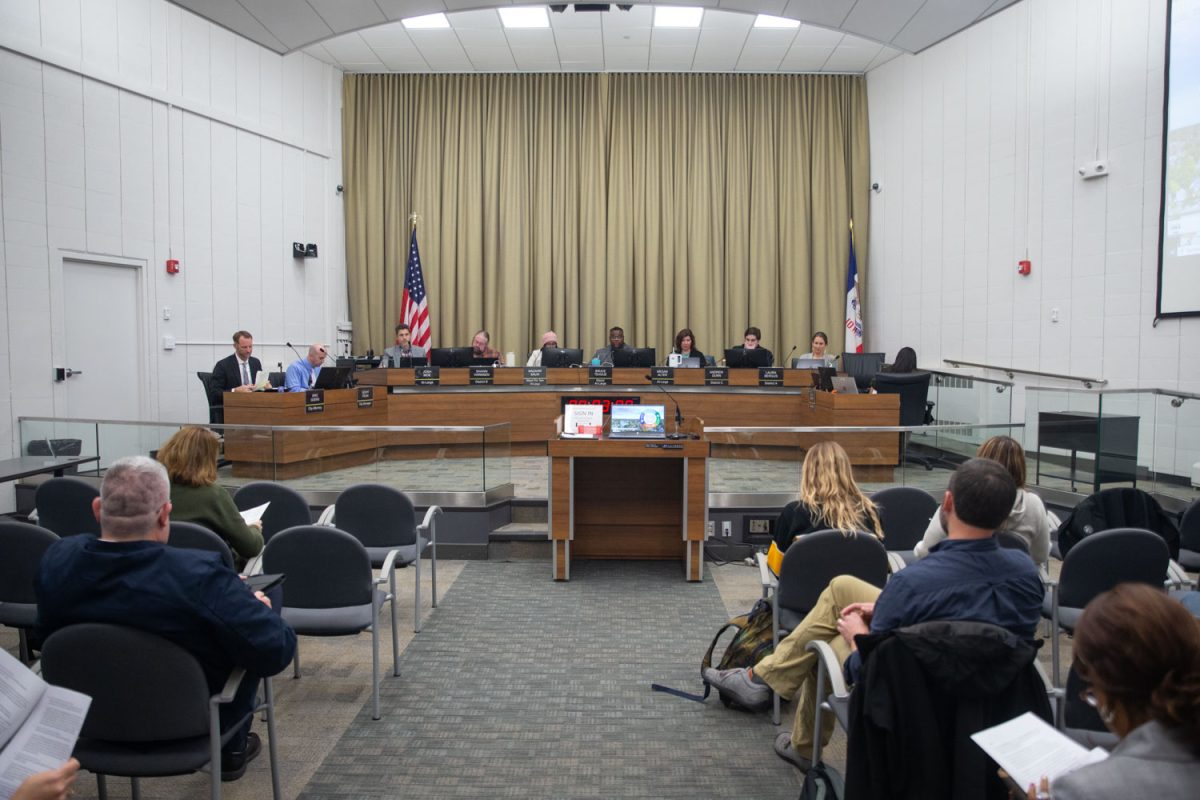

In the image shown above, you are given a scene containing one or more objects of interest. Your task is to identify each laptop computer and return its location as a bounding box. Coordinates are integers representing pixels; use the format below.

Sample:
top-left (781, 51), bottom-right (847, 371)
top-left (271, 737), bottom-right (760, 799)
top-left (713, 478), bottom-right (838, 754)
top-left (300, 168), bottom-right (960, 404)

top-left (830, 375), bottom-right (859, 394)
top-left (608, 404), bottom-right (667, 439)
top-left (313, 365), bottom-right (353, 389)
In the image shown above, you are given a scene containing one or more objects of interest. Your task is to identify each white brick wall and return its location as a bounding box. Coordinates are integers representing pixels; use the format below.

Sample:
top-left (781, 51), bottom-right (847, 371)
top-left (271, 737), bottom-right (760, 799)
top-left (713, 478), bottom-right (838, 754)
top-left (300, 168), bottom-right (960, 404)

top-left (0, 0), bottom-right (346, 511)
top-left (866, 0), bottom-right (1200, 478)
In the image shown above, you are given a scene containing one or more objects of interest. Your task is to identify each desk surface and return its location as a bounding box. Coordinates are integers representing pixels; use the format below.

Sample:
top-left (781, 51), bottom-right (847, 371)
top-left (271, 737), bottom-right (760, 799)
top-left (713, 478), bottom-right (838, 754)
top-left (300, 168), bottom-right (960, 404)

top-left (0, 455), bottom-right (99, 482)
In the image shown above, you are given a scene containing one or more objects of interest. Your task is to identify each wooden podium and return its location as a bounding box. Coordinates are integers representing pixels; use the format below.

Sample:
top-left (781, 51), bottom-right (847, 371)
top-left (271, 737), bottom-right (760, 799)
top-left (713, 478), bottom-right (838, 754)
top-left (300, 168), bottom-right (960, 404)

top-left (547, 437), bottom-right (709, 582)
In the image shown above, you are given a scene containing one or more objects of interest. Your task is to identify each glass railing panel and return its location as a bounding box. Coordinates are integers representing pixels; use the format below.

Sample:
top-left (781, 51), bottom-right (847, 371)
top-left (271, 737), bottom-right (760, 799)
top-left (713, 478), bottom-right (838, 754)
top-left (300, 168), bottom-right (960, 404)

top-left (18, 419), bottom-right (101, 472)
top-left (1147, 393), bottom-right (1200, 503)
top-left (482, 423), bottom-right (512, 491)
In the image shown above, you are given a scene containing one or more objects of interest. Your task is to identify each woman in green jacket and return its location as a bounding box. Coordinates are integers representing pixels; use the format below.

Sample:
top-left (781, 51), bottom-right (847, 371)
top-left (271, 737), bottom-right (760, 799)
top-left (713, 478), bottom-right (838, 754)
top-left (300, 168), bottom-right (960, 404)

top-left (157, 426), bottom-right (263, 569)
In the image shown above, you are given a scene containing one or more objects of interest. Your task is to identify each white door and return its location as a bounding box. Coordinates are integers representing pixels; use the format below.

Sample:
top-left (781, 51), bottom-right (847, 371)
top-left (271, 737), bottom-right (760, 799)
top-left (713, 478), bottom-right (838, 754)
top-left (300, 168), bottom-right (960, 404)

top-left (62, 259), bottom-right (143, 420)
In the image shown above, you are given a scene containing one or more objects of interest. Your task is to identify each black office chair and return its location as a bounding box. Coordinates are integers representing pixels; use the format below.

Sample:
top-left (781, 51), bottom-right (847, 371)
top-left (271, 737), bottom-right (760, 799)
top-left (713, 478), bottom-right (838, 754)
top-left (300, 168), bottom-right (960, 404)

top-left (1179, 497), bottom-right (1200, 570)
top-left (197, 371), bottom-right (222, 424)
top-left (34, 477), bottom-right (99, 536)
top-left (840, 352), bottom-right (885, 391)
top-left (168, 521), bottom-right (236, 570)
top-left (40, 623), bottom-right (282, 800)
top-left (870, 486), bottom-right (939, 566)
top-left (872, 371), bottom-right (939, 470)
top-left (0, 520), bottom-right (58, 662)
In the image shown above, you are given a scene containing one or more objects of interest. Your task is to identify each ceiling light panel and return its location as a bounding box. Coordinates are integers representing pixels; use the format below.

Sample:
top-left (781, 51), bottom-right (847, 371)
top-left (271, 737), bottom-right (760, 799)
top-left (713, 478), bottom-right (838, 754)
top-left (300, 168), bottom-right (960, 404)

top-left (402, 13), bottom-right (450, 29)
top-left (754, 15), bottom-right (800, 29)
top-left (654, 7), bottom-right (704, 28)
top-left (499, 6), bottom-right (551, 28)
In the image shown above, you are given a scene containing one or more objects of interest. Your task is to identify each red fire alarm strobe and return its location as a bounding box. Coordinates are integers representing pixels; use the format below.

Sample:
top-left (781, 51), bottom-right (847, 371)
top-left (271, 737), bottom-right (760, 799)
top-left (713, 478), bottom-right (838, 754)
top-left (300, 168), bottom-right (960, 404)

top-left (166, 259), bottom-right (180, 274)
top-left (1017, 259), bottom-right (1031, 276)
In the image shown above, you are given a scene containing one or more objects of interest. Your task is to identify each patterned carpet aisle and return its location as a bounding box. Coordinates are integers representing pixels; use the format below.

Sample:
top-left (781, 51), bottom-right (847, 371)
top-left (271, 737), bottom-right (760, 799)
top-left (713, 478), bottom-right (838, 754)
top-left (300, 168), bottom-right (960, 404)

top-left (299, 560), bottom-right (802, 799)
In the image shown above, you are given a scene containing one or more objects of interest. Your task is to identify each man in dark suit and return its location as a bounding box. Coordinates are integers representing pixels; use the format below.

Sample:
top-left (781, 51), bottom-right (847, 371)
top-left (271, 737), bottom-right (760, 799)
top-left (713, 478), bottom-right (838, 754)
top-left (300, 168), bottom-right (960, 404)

top-left (209, 331), bottom-right (267, 423)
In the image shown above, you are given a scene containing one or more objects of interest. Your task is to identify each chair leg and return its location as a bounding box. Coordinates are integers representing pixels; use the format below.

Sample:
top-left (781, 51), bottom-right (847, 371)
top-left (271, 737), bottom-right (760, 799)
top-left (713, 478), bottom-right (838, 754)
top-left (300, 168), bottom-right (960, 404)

top-left (210, 689), bottom-right (222, 800)
top-left (413, 550), bottom-right (422, 633)
top-left (389, 569), bottom-right (400, 677)
top-left (293, 639), bottom-right (301, 679)
top-left (371, 593), bottom-right (382, 720)
top-left (264, 677), bottom-right (282, 800)
top-left (96, 774), bottom-right (108, 800)
top-left (131, 777), bottom-right (142, 800)
top-left (811, 658), bottom-right (828, 766)
top-left (431, 546), bottom-right (437, 609)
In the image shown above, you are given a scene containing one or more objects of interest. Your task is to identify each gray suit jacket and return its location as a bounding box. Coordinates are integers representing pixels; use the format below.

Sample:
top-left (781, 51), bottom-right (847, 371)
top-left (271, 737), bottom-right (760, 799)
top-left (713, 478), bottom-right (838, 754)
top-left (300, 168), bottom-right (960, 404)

top-left (382, 345), bottom-right (425, 367)
top-left (1051, 720), bottom-right (1200, 800)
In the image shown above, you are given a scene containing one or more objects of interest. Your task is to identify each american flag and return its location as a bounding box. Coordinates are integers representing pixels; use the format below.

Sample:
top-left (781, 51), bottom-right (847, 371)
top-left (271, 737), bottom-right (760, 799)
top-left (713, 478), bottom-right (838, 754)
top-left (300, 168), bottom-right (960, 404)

top-left (400, 229), bottom-right (431, 350)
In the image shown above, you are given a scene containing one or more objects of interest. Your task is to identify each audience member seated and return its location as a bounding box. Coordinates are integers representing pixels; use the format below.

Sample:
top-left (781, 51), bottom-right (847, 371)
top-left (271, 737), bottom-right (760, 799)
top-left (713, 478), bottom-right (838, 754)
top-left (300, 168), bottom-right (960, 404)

top-left (526, 330), bottom-right (559, 367)
top-left (34, 457), bottom-right (295, 783)
top-left (671, 328), bottom-right (706, 365)
top-left (914, 435), bottom-right (1053, 566)
top-left (704, 459), bottom-right (1043, 772)
top-left (157, 426), bottom-right (263, 569)
top-left (471, 329), bottom-right (501, 361)
top-left (1022, 583), bottom-right (1200, 799)
top-left (766, 441), bottom-right (883, 574)
top-left (591, 326), bottom-right (628, 364)
top-left (799, 331), bottom-right (836, 366)
top-left (382, 322), bottom-right (425, 367)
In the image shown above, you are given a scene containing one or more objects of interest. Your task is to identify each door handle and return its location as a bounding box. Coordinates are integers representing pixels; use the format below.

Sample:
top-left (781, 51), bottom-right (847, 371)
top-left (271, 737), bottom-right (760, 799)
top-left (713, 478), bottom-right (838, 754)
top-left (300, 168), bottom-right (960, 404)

top-left (53, 367), bottom-right (84, 382)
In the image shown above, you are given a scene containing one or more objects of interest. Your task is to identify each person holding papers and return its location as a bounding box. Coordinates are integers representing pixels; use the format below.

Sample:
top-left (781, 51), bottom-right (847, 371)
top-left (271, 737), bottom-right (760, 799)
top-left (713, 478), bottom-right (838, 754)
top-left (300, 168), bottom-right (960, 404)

top-left (157, 426), bottom-right (263, 569)
top-left (1023, 584), bottom-right (1200, 800)
top-left (284, 344), bottom-right (326, 391)
top-left (9, 761), bottom-right (80, 800)
top-left (34, 456), bottom-right (295, 783)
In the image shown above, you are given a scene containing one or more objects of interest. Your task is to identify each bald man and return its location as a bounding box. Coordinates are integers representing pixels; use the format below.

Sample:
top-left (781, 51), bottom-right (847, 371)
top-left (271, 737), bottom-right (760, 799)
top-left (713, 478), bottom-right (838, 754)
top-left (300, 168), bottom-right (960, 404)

top-left (284, 343), bottom-right (326, 391)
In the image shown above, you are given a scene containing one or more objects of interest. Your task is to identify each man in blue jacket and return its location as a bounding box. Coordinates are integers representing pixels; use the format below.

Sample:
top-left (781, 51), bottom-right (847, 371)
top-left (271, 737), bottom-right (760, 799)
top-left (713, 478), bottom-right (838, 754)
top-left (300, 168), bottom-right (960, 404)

top-left (35, 456), bottom-right (297, 782)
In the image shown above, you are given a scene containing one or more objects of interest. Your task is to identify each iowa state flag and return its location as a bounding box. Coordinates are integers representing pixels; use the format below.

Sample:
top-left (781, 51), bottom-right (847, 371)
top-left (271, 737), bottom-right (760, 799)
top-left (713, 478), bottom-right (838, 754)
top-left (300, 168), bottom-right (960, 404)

top-left (844, 229), bottom-right (863, 354)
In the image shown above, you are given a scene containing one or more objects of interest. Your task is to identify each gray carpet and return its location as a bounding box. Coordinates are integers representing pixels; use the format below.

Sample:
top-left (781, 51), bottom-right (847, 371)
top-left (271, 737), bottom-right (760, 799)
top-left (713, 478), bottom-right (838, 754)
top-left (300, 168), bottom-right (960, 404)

top-left (299, 560), bottom-right (802, 799)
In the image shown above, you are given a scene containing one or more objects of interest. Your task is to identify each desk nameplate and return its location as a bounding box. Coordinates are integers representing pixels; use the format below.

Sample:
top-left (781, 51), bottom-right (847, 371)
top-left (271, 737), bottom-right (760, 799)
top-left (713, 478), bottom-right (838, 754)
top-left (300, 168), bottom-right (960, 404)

top-left (588, 366), bottom-right (612, 386)
top-left (705, 367), bottom-right (729, 386)
top-left (524, 366), bottom-right (547, 386)
top-left (649, 367), bottom-right (675, 385)
top-left (415, 366), bottom-right (440, 386)
top-left (469, 366), bottom-right (494, 386)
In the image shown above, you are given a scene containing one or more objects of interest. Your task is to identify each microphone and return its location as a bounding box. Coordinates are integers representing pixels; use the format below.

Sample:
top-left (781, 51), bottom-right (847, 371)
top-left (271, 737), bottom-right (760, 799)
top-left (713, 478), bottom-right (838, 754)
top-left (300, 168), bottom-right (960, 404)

top-left (644, 373), bottom-right (687, 440)
top-left (783, 345), bottom-right (798, 368)
top-left (286, 342), bottom-right (304, 362)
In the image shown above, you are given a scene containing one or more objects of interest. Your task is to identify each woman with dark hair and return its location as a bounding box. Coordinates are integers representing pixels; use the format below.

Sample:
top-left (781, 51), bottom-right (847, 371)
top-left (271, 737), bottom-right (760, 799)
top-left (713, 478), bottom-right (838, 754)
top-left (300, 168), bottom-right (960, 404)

top-left (1024, 583), bottom-right (1200, 798)
top-left (800, 331), bottom-right (836, 366)
top-left (885, 346), bottom-right (918, 374)
top-left (157, 426), bottom-right (263, 568)
top-left (672, 328), bottom-right (705, 364)
top-left (915, 435), bottom-right (1053, 565)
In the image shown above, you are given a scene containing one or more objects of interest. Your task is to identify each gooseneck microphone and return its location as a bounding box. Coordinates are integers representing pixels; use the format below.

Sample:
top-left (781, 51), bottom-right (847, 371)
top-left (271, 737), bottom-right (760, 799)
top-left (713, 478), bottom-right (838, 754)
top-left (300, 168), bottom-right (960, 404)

top-left (644, 373), bottom-right (687, 440)
top-left (783, 345), bottom-right (798, 368)
top-left (286, 342), bottom-right (304, 362)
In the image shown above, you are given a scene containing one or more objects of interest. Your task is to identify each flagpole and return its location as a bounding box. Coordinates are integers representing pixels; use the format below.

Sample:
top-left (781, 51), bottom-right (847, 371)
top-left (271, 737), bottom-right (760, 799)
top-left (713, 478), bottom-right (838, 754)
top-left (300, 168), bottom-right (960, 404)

top-left (409, 212), bottom-right (420, 232)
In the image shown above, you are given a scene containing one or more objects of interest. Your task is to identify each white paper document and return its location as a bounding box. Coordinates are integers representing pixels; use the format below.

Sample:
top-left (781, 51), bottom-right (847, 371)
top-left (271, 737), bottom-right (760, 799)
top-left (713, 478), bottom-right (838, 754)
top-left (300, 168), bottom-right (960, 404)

top-left (0, 649), bottom-right (91, 796)
top-left (240, 502), bottom-right (270, 525)
top-left (971, 711), bottom-right (1108, 791)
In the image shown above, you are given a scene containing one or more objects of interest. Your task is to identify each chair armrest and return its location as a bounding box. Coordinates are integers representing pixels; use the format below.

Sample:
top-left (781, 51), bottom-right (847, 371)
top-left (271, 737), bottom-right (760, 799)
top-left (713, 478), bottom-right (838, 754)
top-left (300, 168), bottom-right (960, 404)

top-left (886, 551), bottom-right (907, 574)
top-left (756, 552), bottom-right (777, 595)
top-left (214, 668), bottom-right (247, 704)
top-left (805, 640), bottom-right (848, 698)
top-left (1166, 559), bottom-right (1193, 590)
top-left (316, 506), bottom-right (336, 526)
top-left (419, 505), bottom-right (442, 542)
top-left (376, 549), bottom-right (401, 585)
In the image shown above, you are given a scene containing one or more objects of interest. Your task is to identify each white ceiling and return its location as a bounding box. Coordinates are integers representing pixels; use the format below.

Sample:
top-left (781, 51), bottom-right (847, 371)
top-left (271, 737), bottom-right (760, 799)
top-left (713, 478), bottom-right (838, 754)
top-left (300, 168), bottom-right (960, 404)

top-left (168, 0), bottom-right (1020, 74)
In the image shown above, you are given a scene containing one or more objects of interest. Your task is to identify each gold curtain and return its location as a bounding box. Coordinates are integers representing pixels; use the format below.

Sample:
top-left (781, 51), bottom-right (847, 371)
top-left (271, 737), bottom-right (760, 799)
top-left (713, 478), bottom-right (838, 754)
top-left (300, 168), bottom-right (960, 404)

top-left (343, 73), bottom-right (869, 362)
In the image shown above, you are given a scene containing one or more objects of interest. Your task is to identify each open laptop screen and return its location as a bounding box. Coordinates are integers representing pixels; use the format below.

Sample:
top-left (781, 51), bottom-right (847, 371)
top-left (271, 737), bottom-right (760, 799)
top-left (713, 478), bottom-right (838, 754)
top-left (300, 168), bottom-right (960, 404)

top-left (609, 404), bottom-right (667, 439)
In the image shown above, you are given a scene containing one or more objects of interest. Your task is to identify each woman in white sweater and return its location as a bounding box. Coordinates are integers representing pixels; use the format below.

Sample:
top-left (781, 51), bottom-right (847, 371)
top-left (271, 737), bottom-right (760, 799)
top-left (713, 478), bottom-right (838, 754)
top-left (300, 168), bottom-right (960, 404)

top-left (913, 435), bottom-right (1053, 565)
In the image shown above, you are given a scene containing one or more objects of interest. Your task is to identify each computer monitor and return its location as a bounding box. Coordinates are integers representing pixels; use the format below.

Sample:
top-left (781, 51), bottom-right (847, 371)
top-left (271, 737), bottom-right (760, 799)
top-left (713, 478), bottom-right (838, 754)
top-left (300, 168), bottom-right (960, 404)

top-left (841, 352), bottom-right (886, 390)
top-left (385, 352), bottom-right (427, 368)
top-left (609, 404), bottom-right (667, 439)
top-left (313, 365), bottom-right (354, 389)
top-left (792, 357), bottom-right (827, 370)
top-left (429, 347), bottom-right (474, 368)
top-left (469, 356), bottom-right (500, 367)
top-left (725, 347), bottom-right (772, 368)
top-left (611, 347), bottom-right (656, 368)
top-left (541, 347), bottom-right (584, 368)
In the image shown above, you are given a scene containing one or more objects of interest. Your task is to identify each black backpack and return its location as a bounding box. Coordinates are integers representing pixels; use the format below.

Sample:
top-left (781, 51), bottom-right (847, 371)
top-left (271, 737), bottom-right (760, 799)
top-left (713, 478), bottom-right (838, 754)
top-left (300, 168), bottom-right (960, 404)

top-left (652, 598), bottom-right (776, 709)
top-left (799, 763), bottom-right (844, 800)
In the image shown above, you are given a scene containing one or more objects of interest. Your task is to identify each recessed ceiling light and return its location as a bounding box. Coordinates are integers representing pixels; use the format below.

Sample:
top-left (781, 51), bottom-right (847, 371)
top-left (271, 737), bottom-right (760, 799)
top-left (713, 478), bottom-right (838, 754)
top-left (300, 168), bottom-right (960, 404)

top-left (499, 6), bottom-right (550, 28)
top-left (402, 13), bottom-right (449, 29)
top-left (754, 15), bottom-right (800, 29)
top-left (654, 7), bottom-right (703, 28)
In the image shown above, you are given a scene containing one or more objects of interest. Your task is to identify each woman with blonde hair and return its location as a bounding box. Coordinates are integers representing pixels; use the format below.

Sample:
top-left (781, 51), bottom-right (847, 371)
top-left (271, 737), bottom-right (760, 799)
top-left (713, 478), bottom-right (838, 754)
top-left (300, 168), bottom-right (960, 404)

top-left (914, 435), bottom-right (1053, 565)
top-left (767, 441), bottom-right (883, 573)
top-left (156, 426), bottom-right (263, 568)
